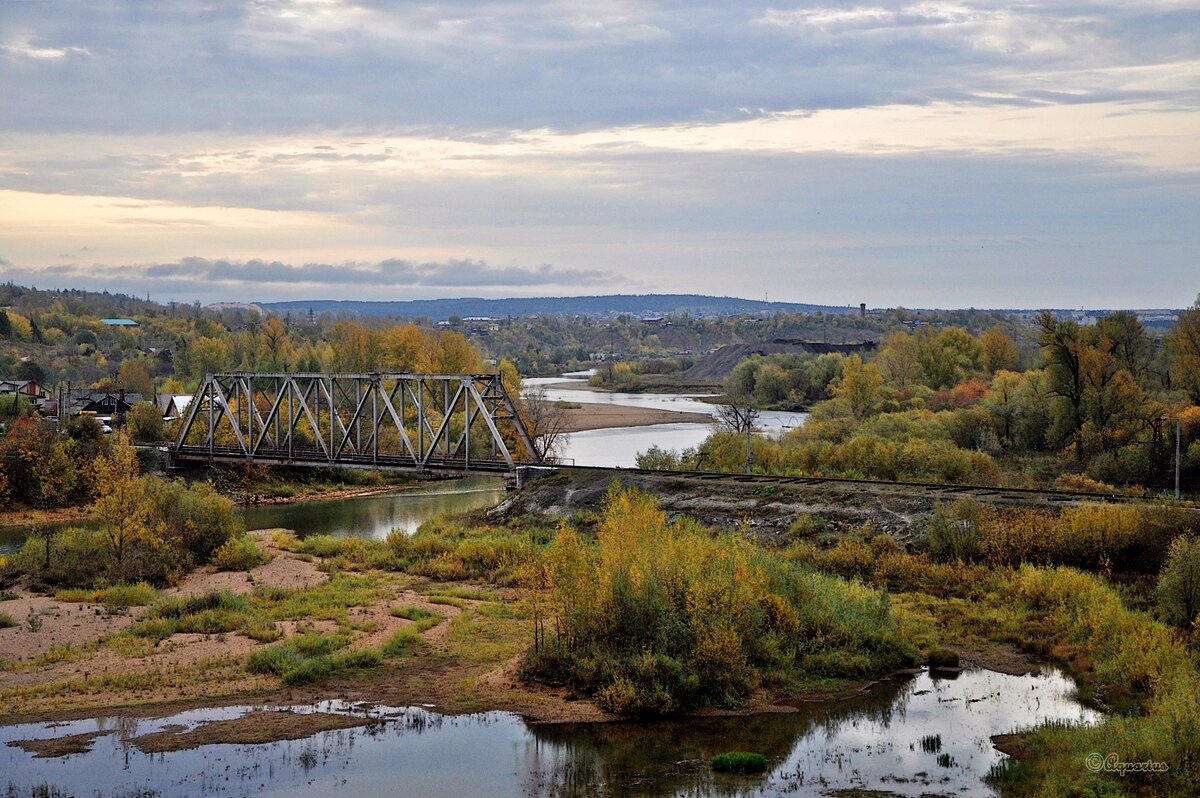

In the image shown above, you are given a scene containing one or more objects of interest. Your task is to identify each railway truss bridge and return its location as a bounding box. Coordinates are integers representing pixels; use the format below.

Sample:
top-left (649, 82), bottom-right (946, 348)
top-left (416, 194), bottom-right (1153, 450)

top-left (170, 372), bottom-right (545, 482)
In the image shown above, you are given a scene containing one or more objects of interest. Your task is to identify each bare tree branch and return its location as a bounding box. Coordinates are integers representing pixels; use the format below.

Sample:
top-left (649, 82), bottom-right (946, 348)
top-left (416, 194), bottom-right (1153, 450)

top-left (714, 399), bottom-right (759, 433)
top-left (521, 385), bottom-right (569, 462)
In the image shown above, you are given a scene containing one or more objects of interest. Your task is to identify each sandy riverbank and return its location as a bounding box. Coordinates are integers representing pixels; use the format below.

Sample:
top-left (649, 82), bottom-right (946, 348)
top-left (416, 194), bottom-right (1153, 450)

top-left (556, 401), bottom-right (713, 433)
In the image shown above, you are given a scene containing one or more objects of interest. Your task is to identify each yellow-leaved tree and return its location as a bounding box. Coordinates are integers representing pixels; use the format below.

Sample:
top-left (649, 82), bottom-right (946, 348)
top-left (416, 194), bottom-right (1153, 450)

top-left (832, 355), bottom-right (885, 419)
top-left (92, 434), bottom-right (168, 581)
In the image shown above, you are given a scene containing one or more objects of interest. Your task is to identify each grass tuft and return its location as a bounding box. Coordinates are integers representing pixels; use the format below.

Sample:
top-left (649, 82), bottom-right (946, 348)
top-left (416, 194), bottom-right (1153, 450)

top-left (248, 631), bottom-right (380, 684)
top-left (711, 751), bottom-right (767, 773)
top-left (381, 627), bottom-right (422, 658)
top-left (212, 535), bottom-right (271, 571)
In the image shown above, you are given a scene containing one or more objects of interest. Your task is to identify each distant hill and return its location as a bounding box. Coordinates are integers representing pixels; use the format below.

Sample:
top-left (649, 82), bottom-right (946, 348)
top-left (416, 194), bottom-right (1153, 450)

top-left (259, 294), bottom-right (855, 320)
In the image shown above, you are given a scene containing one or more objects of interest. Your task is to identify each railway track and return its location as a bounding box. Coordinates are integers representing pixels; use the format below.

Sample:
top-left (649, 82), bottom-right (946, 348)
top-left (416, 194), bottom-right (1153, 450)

top-left (552, 465), bottom-right (1167, 506)
top-left (167, 444), bottom-right (1186, 508)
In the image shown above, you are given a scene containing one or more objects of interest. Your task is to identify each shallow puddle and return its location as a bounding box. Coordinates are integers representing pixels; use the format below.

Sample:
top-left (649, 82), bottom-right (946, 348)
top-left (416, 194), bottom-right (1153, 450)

top-left (1, 667), bottom-right (1099, 797)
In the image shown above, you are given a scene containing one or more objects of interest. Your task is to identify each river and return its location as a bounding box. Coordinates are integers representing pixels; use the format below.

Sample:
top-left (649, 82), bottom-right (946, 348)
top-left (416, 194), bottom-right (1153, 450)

top-left (2, 667), bottom-right (1098, 797)
top-left (524, 376), bottom-right (808, 468)
top-left (0, 479), bottom-right (509, 553)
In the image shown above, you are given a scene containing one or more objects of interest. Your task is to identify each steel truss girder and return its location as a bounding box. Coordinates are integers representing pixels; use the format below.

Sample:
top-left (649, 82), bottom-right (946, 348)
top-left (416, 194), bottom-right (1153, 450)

top-left (173, 372), bottom-right (541, 472)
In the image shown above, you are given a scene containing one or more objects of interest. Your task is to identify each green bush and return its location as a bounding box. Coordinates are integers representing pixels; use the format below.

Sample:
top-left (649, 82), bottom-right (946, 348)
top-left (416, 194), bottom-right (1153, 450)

top-left (146, 478), bottom-right (243, 563)
top-left (125, 401), bottom-right (165, 443)
top-left (289, 630), bottom-right (351, 657)
top-left (12, 528), bottom-right (110, 587)
top-left (9, 476), bottom-right (243, 589)
top-left (390, 605), bottom-right (442, 632)
top-left (787, 514), bottom-right (828, 539)
top-left (711, 752), bottom-right (767, 773)
top-left (1156, 534), bottom-right (1200, 629)
top-left (248, 631), bottom-right (379, 684)
top-left (391, 605), bottom-right (436, 621)
top-left (926, 516), bottom-right (980, 563)
top-left (381, 627), bottom-right (422, 657)
top-left (212, 536), bottom-right (270, 571)
top-left (130, 590), bottom-right (280, 642)
top-left (299, 534), bottom-right (347, 558)
top-left (0, 610), bottom-right (16, 628)
top-left (927, 648), bottom-right (960, 669)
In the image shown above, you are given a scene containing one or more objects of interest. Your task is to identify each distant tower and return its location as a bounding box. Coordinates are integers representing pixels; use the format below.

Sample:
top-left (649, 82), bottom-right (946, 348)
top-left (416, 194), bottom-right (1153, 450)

top-left (860, 303), bottom-right (867, 318)
top-left (307, 307), bottom-right (316, 325)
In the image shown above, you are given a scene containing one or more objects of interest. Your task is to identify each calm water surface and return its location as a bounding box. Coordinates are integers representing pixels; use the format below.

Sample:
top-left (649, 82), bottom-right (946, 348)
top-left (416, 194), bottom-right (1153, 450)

top-left (524, 377), bottom-right (808, 468)
top-left (0, 477), bottom-right (507, 553)
top-left (1, 668), bottom-right (1099, 797)
top-left (240, 476), bottom-right (507, 539)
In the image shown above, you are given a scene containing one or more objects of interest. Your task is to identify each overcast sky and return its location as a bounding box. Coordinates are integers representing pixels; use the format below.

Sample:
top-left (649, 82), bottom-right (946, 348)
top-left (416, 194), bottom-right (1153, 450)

top-left (2, 1), bottom-right (1198, 308)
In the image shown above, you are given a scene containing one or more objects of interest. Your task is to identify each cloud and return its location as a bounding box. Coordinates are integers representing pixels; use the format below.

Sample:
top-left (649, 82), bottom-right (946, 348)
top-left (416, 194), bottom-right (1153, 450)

top-left (75, 256), bottom-right (615, 290)
top-left (2, 1), bottom-right (1197, 133)
top-left (1, 1), bottom-right (1198, 308)
top-left (1, 36), bottom-right (91, 61)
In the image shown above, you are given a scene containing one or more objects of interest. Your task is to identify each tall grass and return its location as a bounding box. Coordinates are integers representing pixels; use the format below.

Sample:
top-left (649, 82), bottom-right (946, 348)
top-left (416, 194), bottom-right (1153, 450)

top-left (521, 485), bottom-right (914, 715)
top-left (55, 582), bottom-right (158, 610)
top-left (248, 631), bottom-right (381, 685)
top-left (922, 500), bottom-right (1196, 573)
top-left (997, 567), bottom-right (1200, 796)
top-left (211, 535), bottom-right (270, 571)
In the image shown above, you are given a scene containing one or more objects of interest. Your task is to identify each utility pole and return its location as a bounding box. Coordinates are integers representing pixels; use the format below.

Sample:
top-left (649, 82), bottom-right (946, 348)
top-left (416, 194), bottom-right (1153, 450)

top-left (1176, 417), bottom-right (1182, 500)
top-left (745, 419), bottom-right (753, 475)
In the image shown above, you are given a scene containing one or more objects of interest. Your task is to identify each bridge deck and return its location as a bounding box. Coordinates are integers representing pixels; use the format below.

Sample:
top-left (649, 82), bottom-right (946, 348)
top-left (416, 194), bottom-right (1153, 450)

top-left (171, 444), bottom-right (518, 475)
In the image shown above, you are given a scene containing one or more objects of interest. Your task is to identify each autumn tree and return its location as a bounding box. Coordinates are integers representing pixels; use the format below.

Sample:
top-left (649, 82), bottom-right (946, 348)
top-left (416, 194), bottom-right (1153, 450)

top-left (1079, 339), bottom-right (1148, 453)
top-left (1038, 313), bottom-right (1088, 461)
top-left (118, 357), bottom-right (154, 397)
top-left (126, 401), bottom-right (166, 442)
top-left (979, 327), bottom-right (1019, 373)
top-left (180, 335), bottom-right (232, 380)
top-left (379, 323), bottom-right (428, 372)
top-left (983, 370), bottom-right (1023, 444)
top-left (92, 435), bottom-right (165, 579)
top-left (257, 316), bottom-right (292, 370)
top-left (332, 321), bottom-right (379, 372)
top-left (0, 418), bottom-right (76, 507)
top-left (1167, 296), bottom-right (1200, 404)
top-left (832, 354), bottom-right (885, 418)
top-left (1096, 311), bottom-right (1151, 385)
top-left (422, 331), bottom-right (482, 373)
top-left (875, 331), bottom-right (921, 389)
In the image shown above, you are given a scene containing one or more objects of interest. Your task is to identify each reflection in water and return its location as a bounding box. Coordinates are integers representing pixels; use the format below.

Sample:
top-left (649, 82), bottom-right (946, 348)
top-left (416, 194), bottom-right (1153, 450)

top-left (1, 669), bottom-right (1099, 798)
top-left (240, 476), bottom-right (507, 539)
top-left (1, 477), bottom-right (505, 552)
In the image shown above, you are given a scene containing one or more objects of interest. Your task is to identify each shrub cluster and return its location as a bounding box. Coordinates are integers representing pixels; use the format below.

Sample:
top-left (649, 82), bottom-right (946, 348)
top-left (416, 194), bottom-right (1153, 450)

top-left (521, 485), bottom-right (914, 716)
top-left (4, 436), bottom-right (244, 588)
top-left (923, 499), bottom-right (1196, 573)
top-left (211, 535), bottom-right (271, 571)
